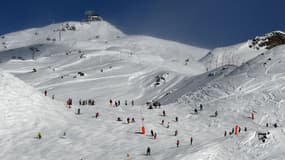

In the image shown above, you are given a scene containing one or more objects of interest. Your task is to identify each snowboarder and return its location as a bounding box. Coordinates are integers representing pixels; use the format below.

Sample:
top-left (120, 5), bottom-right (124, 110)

top-left (174, 130), bottom-right (178, 136)
top-left (95, 112), bottom-right (99, 119)
top-left (146, 147), bottom-right (151, 156)
top-left (176, 140), bottom-right (180, 148)
top-left (190, 137), bottom-right (193, 145)
top-left (38, 132), bottom-right (42, 139)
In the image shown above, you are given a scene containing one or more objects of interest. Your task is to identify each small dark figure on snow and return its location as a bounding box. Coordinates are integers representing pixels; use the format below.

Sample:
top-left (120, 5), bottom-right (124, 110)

top-left (52, 95), bottom-right (55, 100)
top-left (109, 99), bottom-right (112, 106)
top-left (44, 90), bottom-right (47, 96)
top-left (194, 108), bottom-right (198, 114)
top-left (38, 132), bottom-right (42, 139)
top-left (266, 123), bottom-right (269, 127)
top-left (95, 112), bottom-right (99, 119)
top-left (150, 130), bottom-right (154, 137)
top-left (161, 119), bottom-right (165, 125)
top-left (117, 117), bottom-right (122, 121)
top-left (131, 117), bottom-right (135, 123)
top-left (175, 116), bottom-right (178, 122)
top-left (162, 110), bottom-right (166, 116)
top-left (176, 140), bottom-right (180, 148)
top-left (77, 108), bottom-right (81, 115)
top-left (273, 123), bottom-right (278, 128)
top-left (166, 122), bottom-right (170, 128)
top-left (174, 130), bottom-right (178, 136)
top-left (131, 100), bottom-right (134, 106)
top-left (239, 127), bottom-right (241, 133)
top-left (154, 133), bottom-right (157, 140)
top-left (214, 111), bottom-right (218, 117)
top-left (146, 147), bottom-right (151, 156)
top-left (125, 100), bottom-right (128, 106)
top-left (224, 130), bottom-right (227, 137)
top-left (244, 127), bottom-right (247, 132)
top-left (200, 104), bottom-right (203, 111)
top-left (190, 137), bottom-right (193, 145)
top-left (127, 117), bottom-right (130, 124)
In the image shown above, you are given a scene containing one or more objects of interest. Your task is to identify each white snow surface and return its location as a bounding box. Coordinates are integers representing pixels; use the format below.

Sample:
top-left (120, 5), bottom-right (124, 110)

top-left (1, 20), bottom-right (285, 160)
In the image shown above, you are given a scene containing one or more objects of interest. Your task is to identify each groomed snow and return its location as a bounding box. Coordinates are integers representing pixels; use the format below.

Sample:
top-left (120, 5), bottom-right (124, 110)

top-left (1, 20), bottom-right (285, 160)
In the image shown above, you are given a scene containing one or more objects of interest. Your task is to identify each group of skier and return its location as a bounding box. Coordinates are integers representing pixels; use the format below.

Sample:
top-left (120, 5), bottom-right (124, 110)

top-left (109, 99), bottom-right (134, 107)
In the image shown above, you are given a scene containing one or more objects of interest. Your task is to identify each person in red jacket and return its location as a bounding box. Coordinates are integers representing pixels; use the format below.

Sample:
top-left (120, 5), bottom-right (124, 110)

top-left (176, 140), bottom-right (180, 148)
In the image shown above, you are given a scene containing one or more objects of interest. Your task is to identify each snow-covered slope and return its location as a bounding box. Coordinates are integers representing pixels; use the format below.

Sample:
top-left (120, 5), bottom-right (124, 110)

top-left (200, 31), bottom-right (285, 71)
top-left (1, 19), bottom-right (285, 160)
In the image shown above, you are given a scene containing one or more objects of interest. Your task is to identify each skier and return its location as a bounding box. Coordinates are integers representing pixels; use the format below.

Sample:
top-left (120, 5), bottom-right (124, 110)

top-left (224, 130), bottom-right (227, 137)
top-left (109, 99), bottom-right (112, 106)
top-left (176, 140), bottom-right (180, 148)
top-left (161, 119), bottom-right (165, 125)
top-left (44, 90), bottom-right (47, 96)
top-left (118, 100), bottom-right (120, 106)
top-left (146, 147), bottom-right (151, 156)
top-left (77, 108), bottom-right (80, 115)
top-left (117, 117), bottom-right (122, 121)
top-left (131, 117), bottom-right (135, 123)
top-left (190, 137), bottom-right (193, 145)
top-left (154, 133), bottom-right (157, 140)
top-left (162, 110), bottom-right (166, 116)
top-left (95, 112), bottom-right (99, 119)
top-left (131, 100), bottom-right (134, 106)
top-left (127, 117), bottom-right (130, 124)
top-left (125, 100), bottom-right (128, 106)
top-left (244, 127), bottom-right (247, 132)
top-left (174, 130), bottom-right (178, 136)
top-left (200, 104), bottom-right (203, 111)
top-left (266, 123), bottom-right (269, 127)
top-left (175, 116), bottom-right (178, 122)
top-left (151, 130), bottom-right (154, 137)
top-left (166, 122), bottom-right (170, 128)
top-left (52, 94), bottom-right (55, 100)
top-left (115, 101), bottom-right (118, 107)
top-left (38, 132), bottom-right (42, 139)
top-left (194, 108), bottom-right (198, 114)
top-left (214, 111), bottom-right (218, 117)
top-left (251, 112), bottom-right (254, 120)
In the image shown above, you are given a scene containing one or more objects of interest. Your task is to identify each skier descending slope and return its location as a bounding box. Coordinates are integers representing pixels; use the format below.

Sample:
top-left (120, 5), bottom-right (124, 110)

top-left (146, 147), bottom-right (151, 156)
